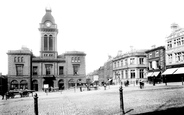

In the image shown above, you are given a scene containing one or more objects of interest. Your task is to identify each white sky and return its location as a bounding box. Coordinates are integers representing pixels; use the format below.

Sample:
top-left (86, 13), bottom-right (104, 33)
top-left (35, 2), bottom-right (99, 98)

top-left (0, 0), bottom-right (184, 75)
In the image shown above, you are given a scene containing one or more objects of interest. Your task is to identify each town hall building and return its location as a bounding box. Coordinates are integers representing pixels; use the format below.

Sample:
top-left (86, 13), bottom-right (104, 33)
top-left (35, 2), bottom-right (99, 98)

top-left (7, 8), bottom-right (86, 91)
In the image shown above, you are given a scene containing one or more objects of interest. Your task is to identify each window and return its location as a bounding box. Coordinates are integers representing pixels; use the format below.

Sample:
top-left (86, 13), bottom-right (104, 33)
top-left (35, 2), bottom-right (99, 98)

top-left (182, 37), bottom-right (184, 45)
top-left (59, 66), bottom-right (64, 75)
top-left (125, 70), bottom-right (128, 79)
top-left (71, 57), bottom-right (74, 62)
top-left (18, 57), bottom-right (20, 62)
top-left (167, 41), bottom-right (172, 49)
top-left (14, 57), bottom-right (16, 62)
top-left (33, 66), bottom-right (38, 75)
top-left (156, 60), bottom-right (160, 69)
top-left (73, 64), bottom-right (80, 75)
top-left (21, 57), bottom-right (23, 62)
top-left (174, 39), bottom-right (176, 47)
top-left (155, 51), bottom-right (159, 57)
top-left (75, 57), bottom-right (77, 62)
top-left (168, 54), bottom-right (172, 63)
top-left (49, 35), bottom-right (53, 50)
top-left (149, 62), bottom-right (152, 70)
top-left (45, 64), bottom-right (52, 75)
top-left (177, 38), bottom-right (181, 46)
top-left (130, 58), bottom-right (135, 65)
top-left (121, 70), bottom-right (124, 79)
top-left (149, 53), bottom-right (152, 58)
top-left (117, 61), bottom-right (119, 67)
top-left (130, 70), bottom-right (135, 79)
top-left (44, 35), bottom-right (48, 50)
top-left (16, 64), bottom-right (23, 75)
top-left (139, 58), bottom-right (144, 64)
top-left (139, 69), bottom-right (144, 78)
top-left (77, 57), bottom-right (80, 62)
top-left (125, 59), bottom-right (128, 65)
top-left (121, 60), bottom-right (123, 67)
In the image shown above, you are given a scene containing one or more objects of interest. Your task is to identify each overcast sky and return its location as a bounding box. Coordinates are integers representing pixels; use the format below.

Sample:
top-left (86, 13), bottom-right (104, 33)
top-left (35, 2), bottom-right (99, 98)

top-left (0, 0), bottom-right (184, 75)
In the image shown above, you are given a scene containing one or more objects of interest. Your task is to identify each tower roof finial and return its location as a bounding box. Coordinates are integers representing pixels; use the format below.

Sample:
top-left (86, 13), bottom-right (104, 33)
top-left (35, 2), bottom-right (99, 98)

top-left (45, 5), bottom-right (51, 12)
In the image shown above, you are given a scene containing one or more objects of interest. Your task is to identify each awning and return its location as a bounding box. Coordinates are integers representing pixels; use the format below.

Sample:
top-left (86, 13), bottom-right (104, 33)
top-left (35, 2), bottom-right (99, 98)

top-left (152, 72), bottom-right (160, 77)
top-left (147, 72), bottom-right (154, 77)
top-left (162, 68), bottom-right (178, 75)
top-left (174, 67), bottom-right (184, 74)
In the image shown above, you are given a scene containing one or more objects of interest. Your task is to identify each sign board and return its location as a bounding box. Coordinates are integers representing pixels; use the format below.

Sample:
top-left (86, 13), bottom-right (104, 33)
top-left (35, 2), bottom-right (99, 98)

top-left (93, 75), bottom-right (99, 81)
top-left (44, 84), bottom-right (49, 89)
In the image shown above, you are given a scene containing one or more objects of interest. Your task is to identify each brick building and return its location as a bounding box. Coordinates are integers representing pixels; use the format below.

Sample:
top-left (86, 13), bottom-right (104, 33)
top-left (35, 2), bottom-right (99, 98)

top-left (7, 8), bottom-right (86, 91)
top-left (145, 46), bottom-right (166, 83)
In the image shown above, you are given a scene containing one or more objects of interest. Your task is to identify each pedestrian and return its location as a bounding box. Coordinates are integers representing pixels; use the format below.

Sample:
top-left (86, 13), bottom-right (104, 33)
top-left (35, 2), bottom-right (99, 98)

top-left (104, 83), bottom-right (107, 90)
top-left (153, 75), bottom-right (156, 86)
top-left (79, 83), bottom-right (82, 92)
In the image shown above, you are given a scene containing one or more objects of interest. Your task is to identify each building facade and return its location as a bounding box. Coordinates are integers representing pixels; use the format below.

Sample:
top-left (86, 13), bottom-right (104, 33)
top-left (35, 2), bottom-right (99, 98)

top-left (7, 8), bottom-right (86, 91)
top-left (145, 46), bottom-right (166, 83)
top-left (113, 50), bottom-right (147, 85)
top-left (162, 23), bottom-right (184, 82)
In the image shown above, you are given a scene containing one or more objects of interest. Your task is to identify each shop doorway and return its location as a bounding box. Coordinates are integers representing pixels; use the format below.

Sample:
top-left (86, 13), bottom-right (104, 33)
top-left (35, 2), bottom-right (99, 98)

top-left (43, 78), bottom-right (54, 88)
top-left (32, 80), bottom-right (38, 91)
top-left (58, 79), bottom-right (64, 90)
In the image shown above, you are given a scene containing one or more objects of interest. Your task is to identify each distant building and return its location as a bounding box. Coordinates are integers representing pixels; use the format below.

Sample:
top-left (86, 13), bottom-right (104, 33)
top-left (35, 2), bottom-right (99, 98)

top-left (7, 8), bottom-right (86, 91)
top-left (162, 23), bottom-right (184, 82)
top-left (145, 46), bottom-right (166, 83)
top-left (113, 50), bottom-right (147, 85)
top-left (86, 56), bottom-right (113, 85)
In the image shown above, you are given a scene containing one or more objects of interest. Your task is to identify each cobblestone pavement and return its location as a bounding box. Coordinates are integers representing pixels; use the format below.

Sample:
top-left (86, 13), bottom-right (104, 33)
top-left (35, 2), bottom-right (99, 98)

top-left (1, 82), bottom-right (184, 115)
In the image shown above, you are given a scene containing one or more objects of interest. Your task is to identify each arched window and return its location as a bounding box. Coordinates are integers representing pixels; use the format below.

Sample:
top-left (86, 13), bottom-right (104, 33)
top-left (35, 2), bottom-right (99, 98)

top-left (14, 57), bottom-right (16, 62)
top-left (44, 35), bottom-right (48, 50)
top-left (11, 80), bottom-right (18, 90)
top-left (21, 57), bottom-right (23, 62)
top-left (49, 35), bottom-right (53, 50)
top-left (68, 79), bottom-right (75, 89)
top-left (18, 57), bottom-right (20, 62)
top-left (20, 80), bottom-right (28, 89)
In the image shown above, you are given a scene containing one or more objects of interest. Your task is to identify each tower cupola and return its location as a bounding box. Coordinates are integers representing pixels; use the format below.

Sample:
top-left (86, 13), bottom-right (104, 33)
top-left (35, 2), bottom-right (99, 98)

top-left (41, 7), bottom-right (55, 24)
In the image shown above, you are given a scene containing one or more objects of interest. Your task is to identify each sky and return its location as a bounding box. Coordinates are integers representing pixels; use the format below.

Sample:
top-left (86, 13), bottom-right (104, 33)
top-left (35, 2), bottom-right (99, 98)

top-left (0, 0), bottom-right (184, 75)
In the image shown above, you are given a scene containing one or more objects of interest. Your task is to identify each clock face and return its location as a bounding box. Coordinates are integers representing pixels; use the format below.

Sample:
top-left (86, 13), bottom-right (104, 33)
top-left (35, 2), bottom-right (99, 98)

top-left (46, 22), bottom-right (51, 27)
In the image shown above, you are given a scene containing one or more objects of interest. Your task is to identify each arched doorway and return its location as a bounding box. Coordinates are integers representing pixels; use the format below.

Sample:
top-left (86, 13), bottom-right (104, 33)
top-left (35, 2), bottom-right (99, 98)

top-left (10, 80), bottom-right (18, 90)
top-left (32, 80), bottom-right (38, 91)
top-left (58, 79), bottom-right (64, 90)
top-left (68, 79), bottom-right (75, 89)
top-left (20, 80), bottom-right (28, 89)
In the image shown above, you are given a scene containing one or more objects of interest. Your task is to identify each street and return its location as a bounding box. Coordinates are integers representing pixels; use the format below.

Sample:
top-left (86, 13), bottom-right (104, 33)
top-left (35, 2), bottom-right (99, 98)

top-left (1, 82), bottom-right (184, 115)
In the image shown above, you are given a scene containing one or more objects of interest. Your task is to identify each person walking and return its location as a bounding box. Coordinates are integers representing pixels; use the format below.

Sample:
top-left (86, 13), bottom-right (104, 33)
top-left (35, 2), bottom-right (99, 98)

top-left (104, 83), bottom-right (107, 90)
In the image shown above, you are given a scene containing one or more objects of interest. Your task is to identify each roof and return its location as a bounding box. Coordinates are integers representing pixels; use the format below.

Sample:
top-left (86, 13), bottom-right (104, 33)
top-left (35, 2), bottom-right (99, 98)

top-left (64, 51), bottom-right (86, 56)
top-left (41, 8), bottom-right (55, 24)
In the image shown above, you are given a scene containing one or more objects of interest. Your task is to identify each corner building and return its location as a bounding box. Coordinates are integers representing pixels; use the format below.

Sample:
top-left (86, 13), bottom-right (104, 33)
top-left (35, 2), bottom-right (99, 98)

top-left (7, 8), bottom-right (86, 91)
top-left (112, 50), bottom-right (147, 85)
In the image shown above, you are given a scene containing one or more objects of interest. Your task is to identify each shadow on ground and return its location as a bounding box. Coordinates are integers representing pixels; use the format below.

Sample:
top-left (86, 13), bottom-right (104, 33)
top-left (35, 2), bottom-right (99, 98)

top-left (135, 106), bottom-right (184, 115)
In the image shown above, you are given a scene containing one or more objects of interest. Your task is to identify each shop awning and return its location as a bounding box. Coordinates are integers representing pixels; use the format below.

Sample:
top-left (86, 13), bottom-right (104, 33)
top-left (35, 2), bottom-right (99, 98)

top-left (147, 72), bottom-right (154, 77)
top-left (152, 72), bottom-right (160, 77)
top-left (174, 67), bottom-right (184, 74)
top-left (162, 68), bottom-right (178, 75)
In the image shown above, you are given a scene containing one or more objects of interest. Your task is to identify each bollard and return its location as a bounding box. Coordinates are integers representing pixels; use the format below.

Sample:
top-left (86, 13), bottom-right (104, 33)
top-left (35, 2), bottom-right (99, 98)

top-left (34, 93), bottom-right (38, 115)
top-left (119, 86), bottom-right (125, 115)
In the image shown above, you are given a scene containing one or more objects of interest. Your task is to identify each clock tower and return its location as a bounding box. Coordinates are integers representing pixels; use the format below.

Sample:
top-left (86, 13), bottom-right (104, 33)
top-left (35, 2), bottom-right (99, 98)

top-left (39, 7), bottom-right (58, 59)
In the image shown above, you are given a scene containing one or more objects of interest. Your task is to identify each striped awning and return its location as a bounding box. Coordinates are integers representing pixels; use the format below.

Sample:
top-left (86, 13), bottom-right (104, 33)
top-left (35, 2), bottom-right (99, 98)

top-left (147, 72), bottom-right (154, 77)
top-left (162, 68), bottom-right (178, 75)
top-left (174, 67), bottom-right (184, 74)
